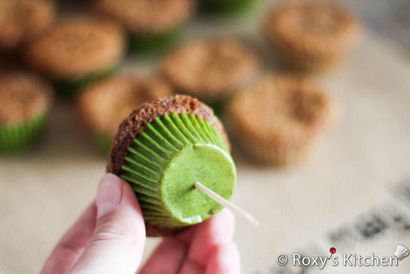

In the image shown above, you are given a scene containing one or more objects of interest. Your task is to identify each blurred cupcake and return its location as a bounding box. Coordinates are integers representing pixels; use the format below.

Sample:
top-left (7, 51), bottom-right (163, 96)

top-left (0, 71), bottom-right (53, 152)
top-left (161, 39), bottom-right (259, 111)
top-left (199, 0), bottom-right (257, 17)
top-left (95, 0), bottom-right (192, 54)
top-left (263, 2), bottom-right (360, 73)
top-left (77, 74), bottom-right (172, 151)
top-left (226, 76), bottom-right (333, 166)
top-left (0, 0), bottom-right (56, 52)
top-left (26, 17), bottom-right (126, 98)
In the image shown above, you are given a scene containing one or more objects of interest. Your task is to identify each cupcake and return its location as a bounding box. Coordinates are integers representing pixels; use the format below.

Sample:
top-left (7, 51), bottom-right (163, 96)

top-left (77, 74), bottom-right (172, 151)
top-left (26, 17), bottom-right (126, 98)
top-left (226, 76), bottom-right (333, 166)
top-left (263, 2), bottom-right (360, 73)
top-left (95, 0), bottom-right (192, 54)
top-left (0, 71), bottom-right (53, 151)
top-left (0, 0), bottom-right (56, 52)
top-left (107, 95), bottom-right (236, 236)
top-left (161, 39), bottom-right (259, 110)
top-left (199, 0), bottom-right (257, 17)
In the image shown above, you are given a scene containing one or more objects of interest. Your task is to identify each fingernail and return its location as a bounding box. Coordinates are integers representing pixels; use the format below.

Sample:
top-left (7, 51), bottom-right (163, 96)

top-left (96, 173), bottom-right (123, 218)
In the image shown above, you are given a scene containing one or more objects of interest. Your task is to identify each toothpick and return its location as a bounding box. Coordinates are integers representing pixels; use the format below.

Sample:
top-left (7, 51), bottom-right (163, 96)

top-left (195, 182), bottom-right (259, 227)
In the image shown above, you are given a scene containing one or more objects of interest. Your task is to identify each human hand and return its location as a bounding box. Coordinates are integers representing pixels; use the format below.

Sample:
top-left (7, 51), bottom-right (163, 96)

top-left (41, 173), bottom-right (240, 274)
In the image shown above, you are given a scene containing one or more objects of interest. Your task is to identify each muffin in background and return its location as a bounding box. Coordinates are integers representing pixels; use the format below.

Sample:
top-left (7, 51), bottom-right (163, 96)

top-left (0, 71), bottom-right (53, 152)
top-left (95, 0), bottom-right (192, 54)
top-left (161, 39), bottom-right (259, 112)
top-left (0, 0), bottom-right (56, 52)
top-left (263, 2), bottom-right (360, 74)
top-left (26, 17), bottom-right (126, 98)
top-left (77, 74), bottom-right (172, 151)
top-left (226, 76), bottom-right (334, 166)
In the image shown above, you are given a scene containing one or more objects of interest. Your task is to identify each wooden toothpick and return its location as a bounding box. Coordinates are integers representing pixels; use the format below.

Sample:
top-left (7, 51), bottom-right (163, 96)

top-left (195, 182), bottom-right (259, 227)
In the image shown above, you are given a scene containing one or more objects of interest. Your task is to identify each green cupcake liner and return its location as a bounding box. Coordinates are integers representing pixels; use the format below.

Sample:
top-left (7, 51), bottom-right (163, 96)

top-left (53, 65), bottom-right (118, 99)
top-left (128, 27), bottom-right (181, 56)
top-left (0, 113), bottom-right (47, 152)
top-left (120, 112), bottom-right (236, 229)
top-left (199, 0), bottom-right (257, 17)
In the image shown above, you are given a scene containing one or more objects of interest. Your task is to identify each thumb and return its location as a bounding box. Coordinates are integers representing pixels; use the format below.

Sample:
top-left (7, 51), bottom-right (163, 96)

top-left (69, 173), bottom-right (146, 274)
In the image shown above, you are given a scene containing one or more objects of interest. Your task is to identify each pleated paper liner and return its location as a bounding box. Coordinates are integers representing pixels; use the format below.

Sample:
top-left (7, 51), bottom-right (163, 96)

top-left (53, 65), bottom-right (118, 99)
top-left (199, 0), bottom-right (258, 17)
top-left (128, 27), bottom-right (181, 56)
top-left (0, 114), bottom-right (47, 152)
top-left (120, 112), bottom-right (236, 229)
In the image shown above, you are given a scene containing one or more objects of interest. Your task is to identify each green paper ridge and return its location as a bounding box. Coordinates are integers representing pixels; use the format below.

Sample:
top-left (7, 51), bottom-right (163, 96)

top-left (121, 113), bottom-right (229, 228)
top-left (0, 113), bottom-right (47, 152)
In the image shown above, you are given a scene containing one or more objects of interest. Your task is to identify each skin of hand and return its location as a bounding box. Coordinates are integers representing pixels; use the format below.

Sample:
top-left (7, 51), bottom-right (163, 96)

top-left (41, 173), bottom-right (240, 274)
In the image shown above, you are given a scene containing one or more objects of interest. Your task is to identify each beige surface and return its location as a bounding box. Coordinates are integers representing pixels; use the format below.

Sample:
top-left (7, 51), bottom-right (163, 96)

top-left (1, 4), bottom-right (410, 274)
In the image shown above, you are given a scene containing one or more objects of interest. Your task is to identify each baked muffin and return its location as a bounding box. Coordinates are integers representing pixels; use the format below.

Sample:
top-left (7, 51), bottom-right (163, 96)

top-left (226, 76), bottom-right (333, 166)
top-left (95, 0), bottom-right (192, 54)
top-left (263, 2), bottom-right (360, 73)
top-left (161, 39), bottom-right (259, 109)
top-left (0, 0), bottom-right (56, 52)
top-left (199, 0), bottom-right (257, 17)
top-left (0, 71), bottom-right (53, 151)
top-left (107, 95), bottom-right (236, 236)
top-left (26, 17), bottom-right (126, 97)
top-left (77, 74), bottom-right (172, 151)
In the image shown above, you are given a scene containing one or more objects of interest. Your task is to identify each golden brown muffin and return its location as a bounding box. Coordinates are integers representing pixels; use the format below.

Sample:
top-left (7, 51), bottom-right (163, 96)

top-left (0, 71), bottom-right (52, 125)
top-left (161, 39), bottom-right (259, 102)
top-left (226, 76), bottom-right (333, 166)
top-left (0, 0), bottom-right (56, 51)
top-left (95, 0), bottom-right (193, 53)
top-left (26, 16), bottom-right (126, 97)
top-left (77, 74), bottom-right (172, 148)
top-left (26, 16), bottom-right (125, 80)
top-left (95, 0), bottom-right (192, 34)
top-left (0, 71), bottom-right (53, 151)
top-left (263, 2), bottom-right (360, 73)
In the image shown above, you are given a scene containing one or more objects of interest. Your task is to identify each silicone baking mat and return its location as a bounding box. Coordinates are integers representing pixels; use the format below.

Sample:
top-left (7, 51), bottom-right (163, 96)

top-left (1, 1), bottom-right (410, 273)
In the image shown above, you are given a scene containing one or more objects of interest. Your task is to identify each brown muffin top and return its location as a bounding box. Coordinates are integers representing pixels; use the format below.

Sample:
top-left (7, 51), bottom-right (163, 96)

top-left (26, 17), bottom-right (125, 79)
top-left (95, 0), bottom-right (192, 33)
top-left (264, 2), bottom-right (360, 53)
top-left (0, 72), bottom-right (53, 125)
top-left (161, 39), bottom-right (259, 100)
top-left (0, 0), bottom-right (55, 50)
top-left (227, 76), bottom-right (332, 145)
top-left (78, 74), bottom-right (172, 137)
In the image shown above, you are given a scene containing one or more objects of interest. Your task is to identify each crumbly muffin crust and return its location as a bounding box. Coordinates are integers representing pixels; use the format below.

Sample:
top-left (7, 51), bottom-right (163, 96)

top-left (0, 0), bottom-right (55, 50)
top-left (161, 39), bottom-right (259, 101)
top-left (107, 95), bottom-right (229, 236)
top-left (226, 76), bottom-right (332, 165)
top-left (0, 71), bottom-right (53, 125)
top-left (263, 2), bottom-right (360, 71)
top-left (78, 74), bottom-right (172, 137)
top-left (95, 0), bottom-right (192, 33)
top-left (26, 17), bottom-right (125, 79)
